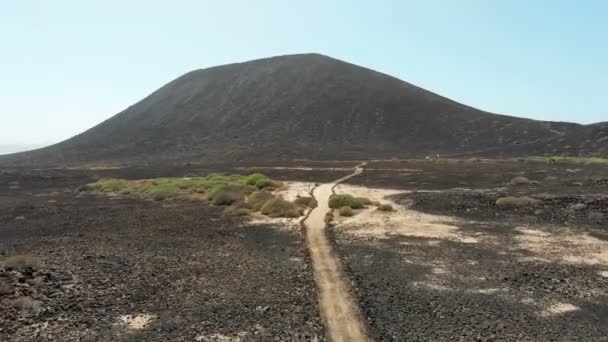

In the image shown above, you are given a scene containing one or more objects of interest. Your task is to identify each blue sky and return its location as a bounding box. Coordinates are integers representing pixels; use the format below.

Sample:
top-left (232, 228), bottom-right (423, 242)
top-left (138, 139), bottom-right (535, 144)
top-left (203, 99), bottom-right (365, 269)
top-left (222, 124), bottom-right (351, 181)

top-left (1, 0), bottom-right (606, 145)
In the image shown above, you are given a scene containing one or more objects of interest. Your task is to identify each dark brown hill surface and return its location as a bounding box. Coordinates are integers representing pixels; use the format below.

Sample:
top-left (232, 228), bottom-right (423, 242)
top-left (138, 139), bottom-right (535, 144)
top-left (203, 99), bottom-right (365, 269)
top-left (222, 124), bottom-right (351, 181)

top-left (2, 54), bottom-right (606, 165)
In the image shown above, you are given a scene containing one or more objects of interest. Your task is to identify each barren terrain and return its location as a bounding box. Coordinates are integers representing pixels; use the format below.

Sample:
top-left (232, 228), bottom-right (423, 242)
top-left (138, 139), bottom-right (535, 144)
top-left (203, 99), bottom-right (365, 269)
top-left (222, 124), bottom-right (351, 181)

top-left (1, 159), bottom-right (607, 341)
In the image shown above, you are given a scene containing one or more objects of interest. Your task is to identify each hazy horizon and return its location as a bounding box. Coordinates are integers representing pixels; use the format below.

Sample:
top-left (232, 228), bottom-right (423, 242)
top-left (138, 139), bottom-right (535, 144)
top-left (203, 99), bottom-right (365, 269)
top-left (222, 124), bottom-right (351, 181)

top-left (1, 0), bottom-right (607, 145)
top-left (0, 143), bottom-right (52, 155)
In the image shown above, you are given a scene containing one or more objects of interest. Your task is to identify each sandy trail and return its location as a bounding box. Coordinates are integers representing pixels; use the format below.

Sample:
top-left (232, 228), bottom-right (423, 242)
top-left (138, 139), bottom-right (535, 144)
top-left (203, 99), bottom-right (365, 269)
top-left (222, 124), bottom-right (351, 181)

top-left (303, 164), bottom-right (368, 342)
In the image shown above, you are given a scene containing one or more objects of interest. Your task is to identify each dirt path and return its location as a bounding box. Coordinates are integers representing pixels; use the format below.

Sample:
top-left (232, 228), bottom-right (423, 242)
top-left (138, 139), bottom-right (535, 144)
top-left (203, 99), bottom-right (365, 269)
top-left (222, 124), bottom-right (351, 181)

top-left (303, 163), bottom-right (368, 342)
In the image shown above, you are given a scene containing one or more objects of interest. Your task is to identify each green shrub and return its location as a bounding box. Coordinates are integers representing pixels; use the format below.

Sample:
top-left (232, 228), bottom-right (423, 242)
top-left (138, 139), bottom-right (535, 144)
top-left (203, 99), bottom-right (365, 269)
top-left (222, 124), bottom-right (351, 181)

top-left (88, 178), bottom-right (129, 192)
top-left (223, 205), bottom-right (250, 216)
top-left (208, 184), bottom-right (243, 200)
top-left (212, 191), bottom-right (242, 205)
top-left (241, 185), bottom-right (259, 195)
top-left (77, 184), bottom-right (93, 192)
top-left (294, 196), bottom-right (317, 208)
top-left (377, 203), bottom-right (394, 212)
top-left (1, 255), bottom-right (41, 270)
top-left (79, 173), bottom-right (275, 203)
top-left (133, 184), bottom-right (180, 201)
top-left (338, 206), bottom-right (354, 217)
top-left (255, 178), bottom-right (273, 189)
top-left (329, 194), bottom-right (365, 209)
top-left (151, 188), bottom-right (180, 201)
top-left (248, 190), bottom-right (276, 211)
top-left (508, 176), bottom-right (536, 185)
top-left (245, 173), bottom-right (270, 186)
top-left (261, 198), bottom-right (301, 218)
top-left (496, 196), bottom-right (539, 208)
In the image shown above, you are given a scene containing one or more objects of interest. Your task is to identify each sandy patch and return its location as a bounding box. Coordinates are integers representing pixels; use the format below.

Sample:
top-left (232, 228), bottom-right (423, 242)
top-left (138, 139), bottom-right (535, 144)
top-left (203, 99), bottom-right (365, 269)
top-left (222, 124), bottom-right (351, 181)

top-left (334, 184), bottom-right (480, 244)
top-left (599, 271), bottom-right (608, 278)
top-left (412, 281), bottom-right (505, 295)
top-left (119, 313), bottom-right (155, 330)
top-left (275, 181), bottom-right (316, 202)
top-left (515, 227), bottom-right (608, 266)
top-left (540, 303), bottom-right (580, 317)
top-left (195, 332), bottom-right (248, 341)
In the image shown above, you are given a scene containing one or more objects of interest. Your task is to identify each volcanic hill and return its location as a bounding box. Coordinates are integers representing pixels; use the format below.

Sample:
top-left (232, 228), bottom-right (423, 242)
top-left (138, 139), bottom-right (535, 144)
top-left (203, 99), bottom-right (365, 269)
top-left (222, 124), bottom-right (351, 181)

top-left (2, 53), bottom-right (606, 165)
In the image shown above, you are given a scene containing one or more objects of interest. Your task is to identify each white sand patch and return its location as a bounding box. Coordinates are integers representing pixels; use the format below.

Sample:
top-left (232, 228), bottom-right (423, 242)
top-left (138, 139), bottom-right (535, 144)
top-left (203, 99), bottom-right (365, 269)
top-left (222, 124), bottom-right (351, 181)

top-left (541, 303), bottom-right (580, 317)
top-left (599, 271), bottom-right (608, 278)
top-left (515, 227), bottom-right (608, 266)
top-left (247, 212), bottom-right (302, 230)
top-left (119, 314), bottom-right (155, 330)
top-left (275, 181), bottom-right (316, 202)
top-left (412, 281), bottom-right (505, 295)
top-left (195, 332), bottom-right (248, 341)
top-left (334, 184), bottom-right (481, 243)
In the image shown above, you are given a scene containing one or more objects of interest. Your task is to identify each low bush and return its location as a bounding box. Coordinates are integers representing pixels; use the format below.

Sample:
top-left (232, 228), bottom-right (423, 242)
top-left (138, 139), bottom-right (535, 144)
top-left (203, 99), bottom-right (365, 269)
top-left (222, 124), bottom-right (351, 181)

top-left (1, 255), bottom-right (41, 270)
top-left (208, 184), bottom-right (243, 200)
top-left (81, 173), bottom-right (275, 203)
top-left (241, 185), bottom-right (259, 195)
top-left (255, 178), bottom-right (273, 189)
top-left (508, 176), bottom-right (537, 185)
top-left (377, 203), bottom-right (394, 212)
top-left (212, 190), bottom-right (242, 205)
top-left (223, 205), bottom-right (250, 216)
top-left (248, 190), bottom-right (275, 211)
top-left (496, 196), bottom-right (539, 208)
top-left (338, 206), bottom-right (354, 217)
top-left (88, 178), bottom-right (129, 192)
top-left (261, 198), bottom-right (301, 218)
top-left (329, 194), bottom-right (365, 209)
top-left (294, 196), bottom-right (317, 208)
top-left (245, 173), bottom-right (270, 186)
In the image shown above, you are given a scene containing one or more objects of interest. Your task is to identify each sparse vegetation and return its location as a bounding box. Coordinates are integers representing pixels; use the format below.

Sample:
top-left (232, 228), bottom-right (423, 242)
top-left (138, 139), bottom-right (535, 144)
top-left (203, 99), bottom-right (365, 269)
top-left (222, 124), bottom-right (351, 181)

top-left (82, 172), bottom-right (274, 203)
top-left (248, 190), bottom-right (276, 211)
top-left (496, 196), bottom-right (540, 208)
top-left (295, 196), bottom-right (317, 208)
top-left (212, 190), bottom-right (243, 205)
top-left (377, 203), bottom-right (394, 212)
top-left (338, 206), bottom-right (354, 217)
top-left (508, 176), bottom-right (537, 185)
top-left (254, 178), bottom-right (273, 189)
top-left (223, 204), bottom-right (251, 216)
top-left (1, 255), bottom-right (41, 270)
top-left (527, 156), bottom-right (608, 165)
top-left (260, 198), bottom-right (301, 218)
top-left (87, 178), bottom-right (129, 192)
top-left (245, 173), bottom-right (272, 188)
top-left (324, 211), bottom-right (334, 224)
top-left (328, 194), bottom-right (368, 209)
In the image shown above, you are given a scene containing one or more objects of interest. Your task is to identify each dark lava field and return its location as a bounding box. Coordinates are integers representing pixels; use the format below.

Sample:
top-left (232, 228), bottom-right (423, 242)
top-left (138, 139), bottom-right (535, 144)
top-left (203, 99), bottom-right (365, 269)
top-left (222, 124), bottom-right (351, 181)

top-left (1, 159), bottom-right (608, 341)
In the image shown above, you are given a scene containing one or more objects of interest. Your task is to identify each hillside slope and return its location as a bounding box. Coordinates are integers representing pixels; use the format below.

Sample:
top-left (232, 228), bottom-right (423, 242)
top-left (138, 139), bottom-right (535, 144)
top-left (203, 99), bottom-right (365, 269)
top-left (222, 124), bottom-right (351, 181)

top-left (2, 54), bottom-right (606, 165)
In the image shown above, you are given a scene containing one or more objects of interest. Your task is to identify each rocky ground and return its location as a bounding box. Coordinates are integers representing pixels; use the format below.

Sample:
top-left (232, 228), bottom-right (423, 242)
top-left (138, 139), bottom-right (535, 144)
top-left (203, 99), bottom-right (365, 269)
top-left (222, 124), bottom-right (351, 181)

top-left (333, 159), bottom-right (608, 341)
top-left (2, 159), bottom-right (608, 341)
top-left (0, 167), bottom-right (324, 341)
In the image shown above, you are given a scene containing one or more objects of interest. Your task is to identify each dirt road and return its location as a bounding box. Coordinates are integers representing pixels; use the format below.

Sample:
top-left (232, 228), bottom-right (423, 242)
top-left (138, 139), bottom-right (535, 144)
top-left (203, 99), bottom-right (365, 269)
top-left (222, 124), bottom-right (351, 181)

top-left (303, 163), bottom-right (368, 342)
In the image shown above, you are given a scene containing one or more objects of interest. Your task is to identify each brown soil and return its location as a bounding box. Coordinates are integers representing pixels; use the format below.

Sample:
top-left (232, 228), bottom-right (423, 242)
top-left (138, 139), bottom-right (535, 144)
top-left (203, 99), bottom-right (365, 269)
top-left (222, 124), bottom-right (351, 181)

top-left (303, 163), bottom-right (368, 341)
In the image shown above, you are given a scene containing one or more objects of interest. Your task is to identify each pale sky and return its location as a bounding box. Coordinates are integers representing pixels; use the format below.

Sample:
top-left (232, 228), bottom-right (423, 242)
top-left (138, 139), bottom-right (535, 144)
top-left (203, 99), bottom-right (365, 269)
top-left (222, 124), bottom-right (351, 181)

top-left (1, 0), bottom-right (607, 146)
